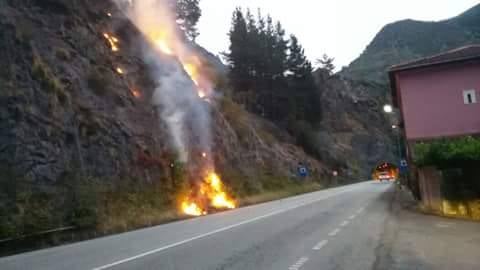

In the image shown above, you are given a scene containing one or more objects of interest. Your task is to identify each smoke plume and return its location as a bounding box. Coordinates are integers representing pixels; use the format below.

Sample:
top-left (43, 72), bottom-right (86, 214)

top-left (114, 0), bottom-right (213, 163)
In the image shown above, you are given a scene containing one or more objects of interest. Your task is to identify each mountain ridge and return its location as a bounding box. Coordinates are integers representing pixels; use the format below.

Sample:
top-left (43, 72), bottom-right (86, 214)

top-left (343, 3), bottom-right (480, 83)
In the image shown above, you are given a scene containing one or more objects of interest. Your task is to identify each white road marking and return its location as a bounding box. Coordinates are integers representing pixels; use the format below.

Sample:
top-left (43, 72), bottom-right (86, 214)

top-left (328, 228), bottom-right (341, 236)
top-left (92, 188), bottom-right (358, 270)
top-left (349, 214), bottom-right (356, 220)
top-left (436, 222), bottom-right (455, 228)
top-left (289, 257), bottom-right (309, 270)
top-left (357, 207), bottom-right (365, 214)
top-left (313, 239), bottom-right (328, 250)
top-left (340, 220), bottom-right (350, 227)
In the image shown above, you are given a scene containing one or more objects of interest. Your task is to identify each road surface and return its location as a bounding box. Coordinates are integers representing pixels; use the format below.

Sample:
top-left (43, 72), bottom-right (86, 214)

top-left (1, 182), bottom-right (398, 270)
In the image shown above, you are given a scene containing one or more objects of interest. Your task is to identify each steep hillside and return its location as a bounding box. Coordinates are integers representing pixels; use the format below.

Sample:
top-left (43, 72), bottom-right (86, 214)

top-left (0, 0), bottom-right (328, 240)
top-left (344, 3), bottom-right (480, 83)
top-left (313, 70), bottom-right (396, 180)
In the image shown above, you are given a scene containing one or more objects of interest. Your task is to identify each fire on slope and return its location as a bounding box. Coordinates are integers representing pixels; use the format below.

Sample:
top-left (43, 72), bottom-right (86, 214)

top-left (142, 30), bottom-right (236, 216)
top-left (181, 172), bottom-right (236, 216)
top-left (146, 30), bottom-right (212, 99)
top-left (103, 33), bottom-right (119, 52)
top-left (104, 7), bottom-right (235, 216)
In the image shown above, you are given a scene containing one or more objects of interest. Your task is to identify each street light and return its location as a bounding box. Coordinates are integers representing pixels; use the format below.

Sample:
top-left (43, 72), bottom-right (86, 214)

top-left (382, 104), bottom-right (402, 164)
top-left (383, 104), bottom-right (393, 114)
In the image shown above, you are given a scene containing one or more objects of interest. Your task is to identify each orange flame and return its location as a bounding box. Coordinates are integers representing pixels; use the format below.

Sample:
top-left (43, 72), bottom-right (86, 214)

top-left (116, 67), bottom-right (124, 74)
top-left (207, 173), bottom-right (236, 209)
top-left (181, 201), bottom-right (205, 216)
top-left (131, 88), bottom-right (141, 98)
top-left (156, 39), bottom-right (173, 55)
top-left (181, 172), bottom-right (236, 216)
top-left (143, 30), bottom-right (209, 99)
top-left (146, 30), bottom-right (174, 55)
top-left (103, 33), bottom-right (119, 52)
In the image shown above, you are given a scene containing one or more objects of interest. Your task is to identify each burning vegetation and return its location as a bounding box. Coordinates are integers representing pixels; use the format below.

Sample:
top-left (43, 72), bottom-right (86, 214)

top-left (103, 33), bottom-right (119, 52)
top-left (107, 0), bottom-right (236, 216)
top-left (181, 172), bottom-right (236, 216)
top-left (144, 24), bottom-right (236, 216)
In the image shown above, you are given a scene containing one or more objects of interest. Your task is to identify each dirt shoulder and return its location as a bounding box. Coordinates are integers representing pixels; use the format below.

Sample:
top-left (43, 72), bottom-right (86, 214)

top-left (374, 186), bottom-right (480, 270)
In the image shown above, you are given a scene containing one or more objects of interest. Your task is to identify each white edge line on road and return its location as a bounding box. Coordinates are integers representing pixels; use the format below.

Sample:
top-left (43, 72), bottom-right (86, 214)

top-left (328, 228), bottom-right (341, 237)
top-left (92, 188), bottom-right (357, 270)
top-left (357, 207), bottom-right (365, 214)
top-left (340, 220), bottom-right (350, 227)
top-left (289, 257), bottom-right (309, 270)
top-left (349, 214), bottom-right (356, 220)
top-left (313, 239), bottom-right (328, 250)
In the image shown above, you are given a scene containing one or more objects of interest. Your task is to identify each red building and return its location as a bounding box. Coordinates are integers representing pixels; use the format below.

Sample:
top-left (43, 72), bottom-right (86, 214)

top-left (389, 45), bottom-right (480, 212)
top-left (389, 45), bottom-right (480, 141)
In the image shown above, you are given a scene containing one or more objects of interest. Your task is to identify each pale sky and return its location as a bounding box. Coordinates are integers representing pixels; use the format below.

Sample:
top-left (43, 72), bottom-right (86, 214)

top-left (197, 0), bottom-right (480, 69)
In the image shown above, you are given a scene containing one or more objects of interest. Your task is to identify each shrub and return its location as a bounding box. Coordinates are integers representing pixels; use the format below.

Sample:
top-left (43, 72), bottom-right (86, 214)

top-left (288, 120), bottom-right (321, 159)
top-left (32, 53), bottom-right (69, 104)
top-left (414, 136), bottom-right (480, 168)
top-left (415, 137), bottom-right (480, 201)
top-left (69, 183), bottom-right (98, 229)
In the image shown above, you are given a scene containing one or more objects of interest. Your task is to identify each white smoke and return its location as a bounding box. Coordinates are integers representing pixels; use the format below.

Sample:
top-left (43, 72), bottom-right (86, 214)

top-left (114, 0), bottom-right (213, 163)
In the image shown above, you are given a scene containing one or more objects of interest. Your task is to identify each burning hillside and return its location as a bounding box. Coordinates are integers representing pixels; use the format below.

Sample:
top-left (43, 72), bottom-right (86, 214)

top-left (0, 0), bottom-right (327, 243)
top-left (112, 0), bottom-right (235, 216)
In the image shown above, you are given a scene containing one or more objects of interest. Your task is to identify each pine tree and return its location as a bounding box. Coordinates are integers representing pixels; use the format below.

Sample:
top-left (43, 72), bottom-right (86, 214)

top-left (226, 8), bottom-right (251, 94)
top-left (316, 54), bottom-right (335, 75)
top-left (176, 0), bottom-right (202, 41)
top-left (287, 35), bottom-right (322, 124)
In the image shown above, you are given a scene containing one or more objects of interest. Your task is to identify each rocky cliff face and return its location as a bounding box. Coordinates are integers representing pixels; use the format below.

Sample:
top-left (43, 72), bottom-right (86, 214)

top-left (314, 70), bottom-right (396, 180)
top-left (0, 0), bottom-right (327, 187)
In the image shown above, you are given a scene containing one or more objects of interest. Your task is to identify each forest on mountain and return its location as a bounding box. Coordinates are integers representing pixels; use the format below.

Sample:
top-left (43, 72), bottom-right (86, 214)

top-left (224, 8), bottom-right (322, 157)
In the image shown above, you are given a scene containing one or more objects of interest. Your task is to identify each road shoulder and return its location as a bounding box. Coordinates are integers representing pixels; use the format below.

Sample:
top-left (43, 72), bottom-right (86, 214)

top-left (374, 187), bottom-right (480, 270)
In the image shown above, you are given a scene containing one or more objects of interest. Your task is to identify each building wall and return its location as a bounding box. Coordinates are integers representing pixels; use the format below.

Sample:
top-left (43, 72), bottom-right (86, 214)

top-left (396, 61), bottom-right (480, 140)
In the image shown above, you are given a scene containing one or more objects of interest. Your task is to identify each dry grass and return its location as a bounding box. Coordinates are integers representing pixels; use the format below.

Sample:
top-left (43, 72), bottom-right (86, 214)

top-left (238, 182), bottom-right (323, 207)
top-left (32, 53), bottom-right (69, 104)
top-left (96, 181), bottom-right (323, 234)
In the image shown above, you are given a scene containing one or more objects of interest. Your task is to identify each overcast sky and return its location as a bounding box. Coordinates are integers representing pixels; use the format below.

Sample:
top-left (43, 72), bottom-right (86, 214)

top-left (197, 0), bottom-right (479, 69)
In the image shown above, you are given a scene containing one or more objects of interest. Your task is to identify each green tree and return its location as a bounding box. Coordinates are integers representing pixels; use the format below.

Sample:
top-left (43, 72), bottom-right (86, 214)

top-left (226, 8), bottom-right (251, 94)
top-left (226, 9), bottom-right (319, 124)
top-left (316, 54), bottom-right (335, 75)
top-left (287, 35), bottom-right (322, 124)
top-left (175, 0), bottom-right (202, 41)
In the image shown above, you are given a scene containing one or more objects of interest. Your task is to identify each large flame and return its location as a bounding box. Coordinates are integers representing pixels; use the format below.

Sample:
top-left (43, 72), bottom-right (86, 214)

top-left (206, 173), bottom-right (236, 209)
top-left (181, 172), bottom-right (236, 216)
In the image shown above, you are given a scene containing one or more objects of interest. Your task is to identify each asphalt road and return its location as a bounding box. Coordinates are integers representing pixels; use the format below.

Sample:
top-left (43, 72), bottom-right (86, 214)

top-left (0, 181), bottom-right (395, 270)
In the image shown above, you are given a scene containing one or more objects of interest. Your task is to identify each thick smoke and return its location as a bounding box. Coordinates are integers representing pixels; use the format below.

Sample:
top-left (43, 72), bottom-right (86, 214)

top-left (114, 0), bottom-right (212, 163)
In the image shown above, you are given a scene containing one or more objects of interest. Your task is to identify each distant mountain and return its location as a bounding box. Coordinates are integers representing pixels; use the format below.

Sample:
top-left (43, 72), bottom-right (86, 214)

top-left (343, 3), bottom-right (480, 83)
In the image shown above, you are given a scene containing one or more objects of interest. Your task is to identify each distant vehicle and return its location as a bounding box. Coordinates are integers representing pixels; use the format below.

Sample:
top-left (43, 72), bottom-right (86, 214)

top-left (376, 171), bottom-right (395, 182)
top-left (373, 162), bottom-right (398, 182)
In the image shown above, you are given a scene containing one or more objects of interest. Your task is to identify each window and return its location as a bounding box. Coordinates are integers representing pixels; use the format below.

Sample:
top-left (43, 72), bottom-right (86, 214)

top-left (463, 90), bottom-right (477, 104)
